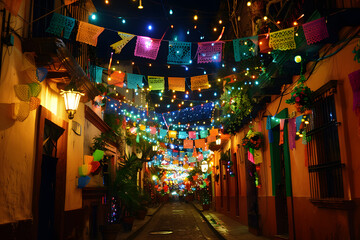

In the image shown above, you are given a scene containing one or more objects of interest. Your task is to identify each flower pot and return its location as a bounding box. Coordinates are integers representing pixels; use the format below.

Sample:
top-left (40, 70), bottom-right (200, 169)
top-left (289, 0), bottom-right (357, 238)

top-left (100, 224), bottom-right (122, 240)
top-left (122, 216), bottom-right (135, 232)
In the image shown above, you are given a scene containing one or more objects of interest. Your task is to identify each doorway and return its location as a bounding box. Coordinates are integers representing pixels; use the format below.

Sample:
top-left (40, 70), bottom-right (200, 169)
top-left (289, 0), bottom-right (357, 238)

top-left (245, 149), bottom-right (259, 234)
top-left (33, 106), bottom-right (68, 240)
top-left (272, 125), bottom-right (289, 236)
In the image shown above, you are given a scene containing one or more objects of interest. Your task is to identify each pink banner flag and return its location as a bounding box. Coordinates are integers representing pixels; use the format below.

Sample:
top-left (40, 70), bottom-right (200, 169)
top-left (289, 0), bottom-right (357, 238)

top-left (302, 18), bottom-right (329, 45)
top-left (197, 41), bottom-right (224, 63)
top-left (134, 36), bottom-right (161, 60)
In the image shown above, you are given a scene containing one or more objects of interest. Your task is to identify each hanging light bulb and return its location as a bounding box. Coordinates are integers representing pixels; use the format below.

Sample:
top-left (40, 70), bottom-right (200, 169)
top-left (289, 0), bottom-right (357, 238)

top-left (194, 15), bottom-right (198, 21)
top-left (138, 0), bottom-right (143, 9)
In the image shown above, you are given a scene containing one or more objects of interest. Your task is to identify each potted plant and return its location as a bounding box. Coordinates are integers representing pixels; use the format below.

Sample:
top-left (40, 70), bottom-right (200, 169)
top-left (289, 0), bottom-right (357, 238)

top-left (200, 186), bottom-right (211, 211)
top-left (286, 75), bottom-right (313, 113)
top-left (113, 153), bottom-right (142, 232)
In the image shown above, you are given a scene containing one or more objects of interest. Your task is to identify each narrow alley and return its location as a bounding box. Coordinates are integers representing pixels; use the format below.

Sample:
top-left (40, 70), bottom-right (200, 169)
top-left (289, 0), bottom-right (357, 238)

top-left (1, 1), bottom-right (360, 240)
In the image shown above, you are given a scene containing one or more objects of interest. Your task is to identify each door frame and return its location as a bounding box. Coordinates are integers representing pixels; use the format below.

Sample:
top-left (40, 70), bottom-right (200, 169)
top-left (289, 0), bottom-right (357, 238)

top-left (32, 106), bottom-right (68, 240)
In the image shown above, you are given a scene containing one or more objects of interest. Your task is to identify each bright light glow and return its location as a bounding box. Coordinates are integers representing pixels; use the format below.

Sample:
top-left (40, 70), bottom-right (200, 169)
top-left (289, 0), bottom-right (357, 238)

top-left (91, 14), bottom-right (96, 20)
top-left (232, 67), bottom-right (236, 72)
top-left (219, 19), bottom-right (222, 24)
top-left (105, 0), bottom-right (109, 4)
top-left (247, 1), bottom-right (251, 6)
top-left (294, 55), bottom-right (302, 63)
top-left (213, 27), bottom-right (217, 32)
top-left (194, 15), bottom-right (198, 21)
top-left (185, 67), bottom-right (188, 71)
top-left (148, 25), bottom-right (152, 30)
top-left (169, 9), bottom-right (173, 15)
top-left (60, 89), bottom-right (84, 119)
top-left (187, 30), bottom-right (190, 35)
top-left (152, 175), bottom-right (158, 180)
top-left (171, 191), bottom-right (178, 195)
top-left (216, 138), bottom-right (221, 145)
top-left (263, 16), bottom-right (268, 21)
top-left (122, 19), bottom-right (126, 24)
top-left (138, 0), bottom-right (143, 9)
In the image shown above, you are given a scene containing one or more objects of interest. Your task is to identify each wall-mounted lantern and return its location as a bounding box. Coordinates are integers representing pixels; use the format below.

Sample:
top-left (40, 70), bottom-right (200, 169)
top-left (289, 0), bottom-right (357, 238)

top-left (60, 89), bottom-right (84, 119)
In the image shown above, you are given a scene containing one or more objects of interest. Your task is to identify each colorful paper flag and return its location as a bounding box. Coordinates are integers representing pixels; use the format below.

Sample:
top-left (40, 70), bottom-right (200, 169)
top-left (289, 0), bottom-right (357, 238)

top-left (183, 140), bottom-right (193, 149)
top-left (188, 131), bottom-right (197, 139)
top-left (90, 65), bottom-right (104, 83)
top-left (178, 131), bottom-right (188, 139)
top-left (167, 41), bottom-right (192, 65)
top-left (269, 27), bottom-right (296, 51)
top-left (76, 21), bottom-right (104, 46)
top-left (233, 37), bottom-right (257, 62)
top-left (209, 128), bottom-right (218, 136)
top-left (190, 75), bottom-right (210, 91)
top-left (200, 130), bottom-right (208, 139)
top-left (127, 73), bottom-right (144, 89)
top-left (195, 139), bottom-right (206, 148)
top-left (109, 71), bottom-right (125, 87)
top-left (197, 41), bottom-right (224, 63)
top-left (134, 36), bottom-right (161, 60)
top-left (168, 77), bottom-right (186, 92)
top-left (148, 76), bottom-right (165, 91)
top-left (110, 32), bottom-right (135, 54)
top-left (169, 130), bottom-right (177, 139)
top-left (46, 13), bottom-right (75, 39)
top-left (302, 18), bottom-right (329, 45)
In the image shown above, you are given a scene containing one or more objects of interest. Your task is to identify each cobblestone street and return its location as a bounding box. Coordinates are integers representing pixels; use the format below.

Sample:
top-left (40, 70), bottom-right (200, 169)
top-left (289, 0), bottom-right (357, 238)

top-left (134, 201), bottom-right (219, 240)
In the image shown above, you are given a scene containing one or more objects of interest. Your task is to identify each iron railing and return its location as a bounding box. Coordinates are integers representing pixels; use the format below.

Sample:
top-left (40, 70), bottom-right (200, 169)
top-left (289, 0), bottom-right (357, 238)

top-left (306, 81), bottom-right (344, 199)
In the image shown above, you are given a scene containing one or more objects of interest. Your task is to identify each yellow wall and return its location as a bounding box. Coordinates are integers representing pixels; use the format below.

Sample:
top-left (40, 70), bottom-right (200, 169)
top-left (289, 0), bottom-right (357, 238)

top-left (0, 1), bottom-right (88, 222)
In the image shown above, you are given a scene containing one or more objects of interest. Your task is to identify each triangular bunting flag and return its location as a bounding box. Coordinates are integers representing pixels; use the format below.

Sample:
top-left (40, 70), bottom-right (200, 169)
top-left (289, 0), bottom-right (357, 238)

top-left (110, 32), bottom-right (135, 54)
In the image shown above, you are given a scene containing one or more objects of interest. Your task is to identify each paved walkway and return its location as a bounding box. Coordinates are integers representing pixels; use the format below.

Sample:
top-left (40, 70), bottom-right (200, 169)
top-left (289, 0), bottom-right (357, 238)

top-left (192, 202), bottom-right (270, 240)
top-left (115, 201), bottom-right (270, 240)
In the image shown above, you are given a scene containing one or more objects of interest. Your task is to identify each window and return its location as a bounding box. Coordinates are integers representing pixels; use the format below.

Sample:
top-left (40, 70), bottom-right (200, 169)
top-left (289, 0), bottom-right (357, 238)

top-left (306, 81), bottom-right (344, 200)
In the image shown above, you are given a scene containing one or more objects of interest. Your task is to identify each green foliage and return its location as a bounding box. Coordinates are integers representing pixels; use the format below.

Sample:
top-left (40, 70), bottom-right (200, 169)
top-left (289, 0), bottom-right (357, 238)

top-left (220, 150), bottom-right (230, 163)
top-left (200, 187), bottom-right (211, 205)
top-left (242, 130), bottom-right (263, 150)
top-left (285, 75), bottom-right (312, 113)
top-left (112, 153), bottom-right (143, 216)
top-left (219, 83), bottom-right (253, 134)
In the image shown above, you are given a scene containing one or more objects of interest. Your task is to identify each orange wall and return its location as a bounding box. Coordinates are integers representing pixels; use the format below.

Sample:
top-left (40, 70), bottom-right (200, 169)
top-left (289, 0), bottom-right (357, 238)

top-left (212, 26), bottom-right (360, 239)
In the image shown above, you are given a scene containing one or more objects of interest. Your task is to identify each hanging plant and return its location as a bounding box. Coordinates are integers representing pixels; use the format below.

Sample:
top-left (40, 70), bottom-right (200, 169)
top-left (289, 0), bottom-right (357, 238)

top-left (285, 75), bottom-right (312, 113)
top-left (219, 83), bottom-right (253, 135)
top-left (242, 130), bottom-right (263, 150)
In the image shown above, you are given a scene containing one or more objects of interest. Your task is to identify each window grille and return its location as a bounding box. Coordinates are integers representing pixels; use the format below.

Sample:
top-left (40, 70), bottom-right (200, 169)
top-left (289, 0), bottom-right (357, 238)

top-left (306, 81), bottom-right (344, 199)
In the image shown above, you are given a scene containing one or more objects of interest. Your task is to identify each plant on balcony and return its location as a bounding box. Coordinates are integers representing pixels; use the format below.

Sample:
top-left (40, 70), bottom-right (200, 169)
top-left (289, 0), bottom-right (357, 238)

top-left (219, 83), bottom-right (253, 135)
top-left (241, 130), bottom-right (263, 150)
top-left (285, 75), bottom-right (313, 113)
